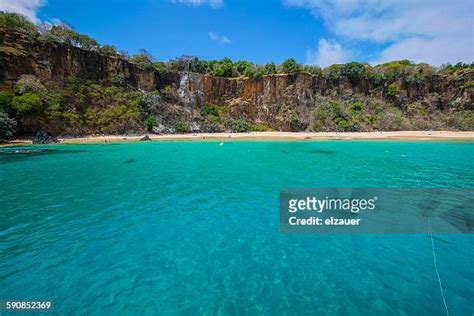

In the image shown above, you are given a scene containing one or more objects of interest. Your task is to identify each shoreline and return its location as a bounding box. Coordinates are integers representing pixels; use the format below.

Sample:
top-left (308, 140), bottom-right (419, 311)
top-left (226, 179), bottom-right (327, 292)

top-left (3, 131), bottom-right (474, 146)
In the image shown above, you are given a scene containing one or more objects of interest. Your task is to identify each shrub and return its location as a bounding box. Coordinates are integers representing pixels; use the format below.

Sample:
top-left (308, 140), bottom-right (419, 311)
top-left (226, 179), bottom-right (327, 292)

top-left (111, 73), bottom-right (126, 85)
top-left (45, 92), bottom-right (62, 117)
top-left (313, 101), bottom-right (351, 131)
top-left (46, 23), bottom-right (100, 50)
top-left (439, 62), bottom-right (474, 74)
top-left (243, 67), bottom-right (262, 79)
top-left (175, 121), bottom-right (190, 133)
top-left (153, 62), bottom-right (168, 74)
top-left (0, 111), bottom-right (17, 140)
top-left (234, 61), bottom-right (253, 75)
top-left (11, 93), bottom-right (43, 116)
top-left (0, 12), bottom-right (37, 33)
top-left (376, 111), bottom-right (406, 130)
top-left (228, 119), bottom-right (251, 132)
top-left (86, 104), bottom-right (139, 133)
top-left (162, 85), bottom-right (174, 95)
top-left (263, 62), bottom-right (276, 74)
top-left (202, 121), bottom-right (223, 132)
top-left (464, 81), bottom-right (474, 88)
top-left (201, 104), bottom-right (228, 130)
top-left (414, 63), bottom-right (435, 77)
top-left (386, 83), bottom-right (401, 98)
top-left (37, 30), bottom-right (60, 44)
top-left (325, 101), bottom-right (344, 119)
top-left (406, 73), bottom-right (425, 87)
top-left (335, 117), bottom-right (351, 130)
top-left (323, 64), bottom-right (344, 82)
top-left (253, 71), bottom-right (263, 79)
top-left (317, 101), bottom-right (358, 131)
top-left (15, 75), bottom-right (46, 95)
top-left (302, 65), bottom-right (322, 76)
top-left (0, 91), bottom-right (14, 114)
top-left (101, 105), bottom-right (135, 125)
top-left (367, 70), bottom-right (385, 87)
top-left (349, 101), bottom-right (363, 112)
top-left (280, 58), bottom-right (301, 75)
top-left (168, 56), bottom-right (206, 73)
top-left (367, 115), bottom-right (377, 125)
top-left (375, 60), bottom-right (413, 82)
top-left (60, 111), bottom-right (81, 127)
top-left (138, 91), bottom-right (161, 114)
top-left (287, 111), bottom-right (300, 125)
top-left (145, 117), bottom-right (157, 132)
top-left (99, 45), bottom-right (118, 56)
top-left (441, 111), bottom-right (474, 130)
top-left (342, 62), bottom-right (366, 84)
top-left (250, 123), bottom-right (270, 131)
top-left (201, 104), bottom-right (219, 117)
top-left (130, 49), bottom-right (154, 69)
top-left (211, 59), bottom-right (234, 77)
top-left (243, 67), bottom-right (255, 78)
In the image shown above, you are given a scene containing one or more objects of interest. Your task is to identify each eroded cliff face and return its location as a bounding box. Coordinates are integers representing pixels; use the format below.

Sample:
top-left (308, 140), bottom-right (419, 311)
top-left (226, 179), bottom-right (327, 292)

top-left (1, 28), bottom-right (473, 133)
top-left (176, 69), bottom-right (473, 130)
top-left (0, 29), bottom-right (180, 90)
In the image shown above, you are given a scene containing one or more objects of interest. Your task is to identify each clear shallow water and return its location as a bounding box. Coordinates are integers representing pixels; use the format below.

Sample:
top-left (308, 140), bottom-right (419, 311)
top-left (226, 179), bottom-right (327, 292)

top-left (0, 140), bottom-right (473, 315)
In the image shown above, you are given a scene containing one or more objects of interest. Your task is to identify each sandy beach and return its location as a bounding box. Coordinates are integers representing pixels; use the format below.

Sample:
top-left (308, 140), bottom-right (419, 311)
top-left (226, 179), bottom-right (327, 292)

top-left (3, 131), bottom-right (474, 146)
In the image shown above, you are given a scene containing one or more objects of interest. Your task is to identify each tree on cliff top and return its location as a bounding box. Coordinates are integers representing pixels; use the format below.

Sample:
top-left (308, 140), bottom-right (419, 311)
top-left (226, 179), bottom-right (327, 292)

top-left (0, 13), bottom-right (107, 54)
top-left (342, 62), bottom-right (367, 85)
top-left (263, 62), bottom-right (276, 74)
top-left (130, 49), bottom-right (154, 70)
top-left (210, 58), bottom-right (234, 77)
top-left (0, 11), bottom-right (38, 34)
top-left (281, 58), bottom-right (301, 75)
top-left (99, 45), bottom-right (118, 56)
top-left (46, 22), bottom-right (100, 51)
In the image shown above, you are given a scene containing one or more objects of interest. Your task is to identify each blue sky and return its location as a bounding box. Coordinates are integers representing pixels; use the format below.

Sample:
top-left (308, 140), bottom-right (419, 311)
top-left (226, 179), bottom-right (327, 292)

top-left (1, 0), bottom-right (473, 66)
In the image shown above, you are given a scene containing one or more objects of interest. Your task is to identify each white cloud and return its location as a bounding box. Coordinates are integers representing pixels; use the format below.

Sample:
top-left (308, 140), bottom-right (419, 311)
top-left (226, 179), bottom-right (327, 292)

top-left (306, 39), bottom-right (349, 67)
top-left (208, 31), bottom-right (231, 44)
top-left (0, 0), bottom-right (45, 23)
top-left (171, 0), bottom-right (222, 8)
top-left (283, 0), bottom-right (474, 65)
top-left (376, 37), bottom-right (473, 65)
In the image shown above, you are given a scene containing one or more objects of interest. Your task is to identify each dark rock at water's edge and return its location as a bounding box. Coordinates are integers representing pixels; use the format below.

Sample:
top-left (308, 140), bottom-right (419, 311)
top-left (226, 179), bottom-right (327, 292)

top-left (139, 135), bottom-right (152, 141)
top-left (32, 131), bottom-right (59, 144)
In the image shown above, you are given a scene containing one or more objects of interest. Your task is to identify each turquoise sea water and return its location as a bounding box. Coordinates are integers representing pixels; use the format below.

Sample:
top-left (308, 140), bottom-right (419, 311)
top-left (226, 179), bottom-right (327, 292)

top-left (0, 140), bottom-right (473, 315)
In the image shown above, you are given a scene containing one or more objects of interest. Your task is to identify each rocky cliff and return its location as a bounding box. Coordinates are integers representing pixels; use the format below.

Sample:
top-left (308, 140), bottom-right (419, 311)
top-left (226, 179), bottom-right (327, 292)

top-left (1, 28), bottom-right (473, 134)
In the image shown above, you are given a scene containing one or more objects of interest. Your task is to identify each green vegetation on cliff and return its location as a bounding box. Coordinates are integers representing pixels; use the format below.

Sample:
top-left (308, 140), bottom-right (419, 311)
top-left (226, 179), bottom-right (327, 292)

top-left (0, 76), bottom-right (144, 137)
top-left (1, 12), bottom-right (472, 80)
top-left (0, 11), bottom-right (473, 139)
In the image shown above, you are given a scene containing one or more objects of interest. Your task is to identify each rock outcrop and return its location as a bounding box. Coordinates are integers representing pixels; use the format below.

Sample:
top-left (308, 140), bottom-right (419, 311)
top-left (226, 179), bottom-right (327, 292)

top-left (139, 135), bottom-right (151, 141)
top-left (32, 131), bottom-right (58, 144)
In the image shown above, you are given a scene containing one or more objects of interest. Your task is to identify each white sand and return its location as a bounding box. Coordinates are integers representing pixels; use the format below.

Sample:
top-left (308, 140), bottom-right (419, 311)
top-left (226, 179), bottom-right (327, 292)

top-left (59, 131), bottom-right (474, 143)
top-left (3, 131), bottom-right (474, 146)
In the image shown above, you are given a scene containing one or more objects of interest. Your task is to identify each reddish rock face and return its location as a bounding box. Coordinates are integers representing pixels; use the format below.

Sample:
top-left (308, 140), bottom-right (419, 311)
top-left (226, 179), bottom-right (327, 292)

top-left (1, 28), bottom-right (471, 106)
top-left (0, 28), bottom-right (169, 90)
